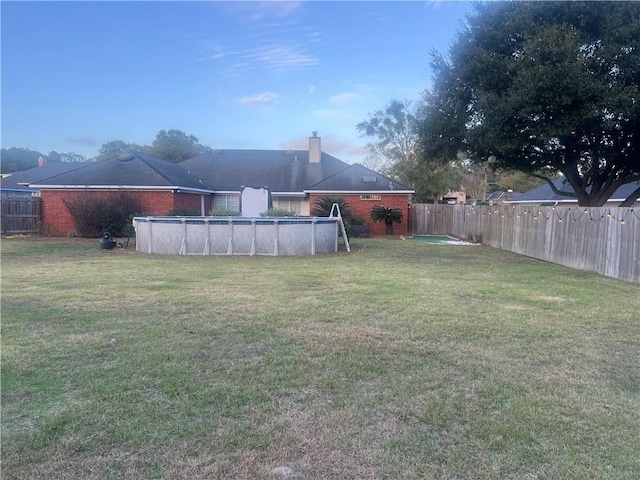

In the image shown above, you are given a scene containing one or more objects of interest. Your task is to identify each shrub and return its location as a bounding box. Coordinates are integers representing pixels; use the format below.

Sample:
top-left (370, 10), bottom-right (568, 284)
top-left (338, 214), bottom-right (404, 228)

top-left (209, 208), bottom-right (241, 216)
top-left (64, 192), bottom-right (142, 238)
top-left (260, 208), bottom-right (298, 217)
top-left (167, 207), bottom-right (201, 216)
top-left (346, 224), bottom-right (370, 237)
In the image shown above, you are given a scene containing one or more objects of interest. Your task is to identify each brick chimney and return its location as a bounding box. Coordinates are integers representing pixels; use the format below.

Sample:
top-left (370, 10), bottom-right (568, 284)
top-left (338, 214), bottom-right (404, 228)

top-left (309, 131), bottom-right (321, 164)
top-left (38, 155), bottom-right (47, 167)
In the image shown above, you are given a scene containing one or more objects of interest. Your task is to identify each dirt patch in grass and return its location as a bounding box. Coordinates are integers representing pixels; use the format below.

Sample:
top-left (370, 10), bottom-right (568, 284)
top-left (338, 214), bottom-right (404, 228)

top-left (533, 295), bottom-right (568, 303)
top-left (298, 324), bottom-right (399, 344)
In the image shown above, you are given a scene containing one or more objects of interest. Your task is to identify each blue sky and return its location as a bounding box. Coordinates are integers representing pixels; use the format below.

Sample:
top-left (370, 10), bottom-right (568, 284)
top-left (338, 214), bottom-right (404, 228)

top-left (1, 1), bottom-right (473, 164)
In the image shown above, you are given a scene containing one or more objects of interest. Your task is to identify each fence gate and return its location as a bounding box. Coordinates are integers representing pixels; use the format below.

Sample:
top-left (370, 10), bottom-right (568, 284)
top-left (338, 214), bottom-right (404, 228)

top-left (1, 198), bottom-right (42, 235)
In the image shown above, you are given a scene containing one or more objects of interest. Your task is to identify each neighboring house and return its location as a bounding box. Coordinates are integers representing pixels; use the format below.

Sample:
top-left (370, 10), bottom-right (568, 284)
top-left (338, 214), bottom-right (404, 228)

top-left (485, 190), bottom-right (523, 205)
top-left (1, 162), bottom-right (89, 235)
top-left (0, 161), bottom-right (87, 199)
top-left (24, 133), bottom-right (414, 236)
top-left (506, 178), bottom-right (640, 207)
top-left (181, 133), bottom-right (414, 235)
top-left (28, 152), bottom-right (215, 236)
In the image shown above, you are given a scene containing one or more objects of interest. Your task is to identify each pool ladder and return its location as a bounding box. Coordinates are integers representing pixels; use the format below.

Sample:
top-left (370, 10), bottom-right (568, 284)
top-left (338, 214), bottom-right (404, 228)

top-left (329, 203), bottom-right (350, 253)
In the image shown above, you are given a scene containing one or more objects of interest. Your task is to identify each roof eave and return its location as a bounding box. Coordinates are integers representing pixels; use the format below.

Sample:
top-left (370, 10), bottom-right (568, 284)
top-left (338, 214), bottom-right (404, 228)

top-left (271, 191), bottom-right (307, 197)
top-left (29, 185), bottom-right (216, 194)
top-left (506, 199), bottom-right (576, 204)
top-left (304, 189), bottom-right (414, 195)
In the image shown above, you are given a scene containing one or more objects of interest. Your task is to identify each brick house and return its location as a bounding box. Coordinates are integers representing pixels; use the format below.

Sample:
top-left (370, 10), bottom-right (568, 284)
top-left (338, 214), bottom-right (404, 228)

top-left (29, 133), bottom-right (414, 236)
top-left (305, 163), bottom-right (412, 234)
top-left (29, 152), bottom-right (215, 236)
top-left (181, 133), bottom-right (414, 235)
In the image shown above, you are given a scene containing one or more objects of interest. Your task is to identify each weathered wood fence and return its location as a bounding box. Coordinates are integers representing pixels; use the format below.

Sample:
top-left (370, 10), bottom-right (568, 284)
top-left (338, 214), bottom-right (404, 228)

top-left (413, 204), bottom-right (640, 283)
top-left (1, 198), bottom-right (42, 235)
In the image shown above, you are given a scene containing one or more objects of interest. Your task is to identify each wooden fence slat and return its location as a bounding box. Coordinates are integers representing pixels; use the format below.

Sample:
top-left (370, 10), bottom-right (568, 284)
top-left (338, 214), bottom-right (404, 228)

top-left (413, 204), bottom-right (640, 283)
top-left (1, 198), bottom-right (42, 234)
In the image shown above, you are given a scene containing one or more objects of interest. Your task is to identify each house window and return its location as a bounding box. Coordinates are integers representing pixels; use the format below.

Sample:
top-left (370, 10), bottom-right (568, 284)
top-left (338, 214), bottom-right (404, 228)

top-left (213, 194), bottom-right (240, 211)
top-left (273, 196), bottom-right (302, 214)
top-left (360, 194), bottom-right (382, 201)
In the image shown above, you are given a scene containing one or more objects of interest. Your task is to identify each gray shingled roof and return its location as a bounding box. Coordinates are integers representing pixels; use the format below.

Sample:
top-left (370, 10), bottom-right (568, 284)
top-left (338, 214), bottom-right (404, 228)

top-left (18, 149), bottom-right (415, 195)
top-left (0, 162), bottom-right (87, 191)
top-left (181, 150), bottom-right (413, 193)
top-left (180, 149), bottom-right (351, 193)
top-left (509, 178), bottom-right (640, 204)
top-left (306, 163), bottom-right (413, 193)
top-left (29, 152), bottom-right (213, 192)
top-left (486, 190), bottom-right (523, 202)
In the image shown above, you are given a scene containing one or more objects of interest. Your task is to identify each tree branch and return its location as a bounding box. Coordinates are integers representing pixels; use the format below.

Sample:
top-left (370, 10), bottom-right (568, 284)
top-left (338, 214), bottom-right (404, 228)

top-left (619, 183), bottom-right (640, 207)
top-left (530, 173), bottom-right (576, 197)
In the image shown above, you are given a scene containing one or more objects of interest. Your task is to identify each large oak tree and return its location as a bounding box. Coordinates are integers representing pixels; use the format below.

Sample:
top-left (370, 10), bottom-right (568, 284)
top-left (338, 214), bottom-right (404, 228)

top-left (420, 1), bottom-right (640, 206)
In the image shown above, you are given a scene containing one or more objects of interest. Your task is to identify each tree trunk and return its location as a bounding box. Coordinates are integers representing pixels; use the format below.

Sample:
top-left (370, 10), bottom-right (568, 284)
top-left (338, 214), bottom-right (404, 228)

top-left (385, 220), bottom-right (393, 235)
top-left (619, 185), bottom-right (640, 207)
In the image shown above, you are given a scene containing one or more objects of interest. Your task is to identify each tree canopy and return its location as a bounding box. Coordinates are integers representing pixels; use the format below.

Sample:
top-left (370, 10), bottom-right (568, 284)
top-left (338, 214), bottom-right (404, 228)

top-left (93, 140), bottom-right (144, 162)
top-left (420, 1), bottom-right (640, 206)
top-left (148, 129), bottom-right (212, 163)
top-left (46, 151), bottom-right (88, 163)
top-left (1, 148), bottom-right (87, 174)
top-left (0, 147), bottom-right (43, 174)
top-left (358, 99), bottom-right (462, 202)
top-left (357, 99), bottom-right (418, 174)
top-left (1, 129), bottom-right (213, 168)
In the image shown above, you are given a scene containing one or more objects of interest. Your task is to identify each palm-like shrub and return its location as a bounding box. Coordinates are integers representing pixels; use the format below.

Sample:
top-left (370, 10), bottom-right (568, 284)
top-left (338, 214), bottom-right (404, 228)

top-left (370, 205), bottom-right (403, 235)
top-left (311, 196), bottom-right (352, 220)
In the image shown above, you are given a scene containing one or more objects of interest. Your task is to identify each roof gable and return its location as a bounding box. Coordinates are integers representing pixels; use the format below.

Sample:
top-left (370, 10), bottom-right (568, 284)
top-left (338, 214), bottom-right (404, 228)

top-left (305, 163), bottom-right (414, 193)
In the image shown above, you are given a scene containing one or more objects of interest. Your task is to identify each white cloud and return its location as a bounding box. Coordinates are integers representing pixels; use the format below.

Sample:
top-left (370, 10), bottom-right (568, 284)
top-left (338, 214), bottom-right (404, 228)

top-left (243, 44), bottom-right (320, 70)
top-left (209, 42), bottom-right (319, 76)
top-left (222, 1), bottom-right (303, 23)
top-left (240, 92), bottom-right (280, 106)
top-left (248, 1), bottom-right (302, 21)
top-left (219, 62), bottom-right (252, 78)
top-left (330, 92), bottom-right (360, 104)
top-left (304, 29), bottom-right (323, 45)
top-left (200, 2), bottom-right (319, 76)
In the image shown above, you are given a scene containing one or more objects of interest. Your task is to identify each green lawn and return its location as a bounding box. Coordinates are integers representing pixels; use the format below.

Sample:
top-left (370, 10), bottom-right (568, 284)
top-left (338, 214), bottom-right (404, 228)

top-left (2, 237), bottom-right (639, 479)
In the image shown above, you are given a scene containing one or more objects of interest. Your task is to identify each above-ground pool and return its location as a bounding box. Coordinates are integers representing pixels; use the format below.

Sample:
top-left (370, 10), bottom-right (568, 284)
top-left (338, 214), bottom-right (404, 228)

top-left (134, 216), bottom-right (343, 256)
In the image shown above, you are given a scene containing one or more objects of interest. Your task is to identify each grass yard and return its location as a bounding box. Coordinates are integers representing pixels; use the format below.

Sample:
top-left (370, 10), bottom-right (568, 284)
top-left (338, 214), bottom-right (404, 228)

top-left (1, 237), bottom-right (639, 479)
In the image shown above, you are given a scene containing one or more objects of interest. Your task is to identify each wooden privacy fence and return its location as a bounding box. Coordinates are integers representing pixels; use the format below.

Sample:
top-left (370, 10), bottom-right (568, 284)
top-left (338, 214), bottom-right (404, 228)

top-left (413, 204), bottom-right (640, 284)
top-left (1, 198), bottom-right (42, 235)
